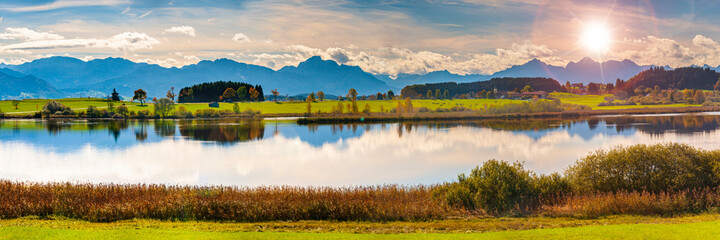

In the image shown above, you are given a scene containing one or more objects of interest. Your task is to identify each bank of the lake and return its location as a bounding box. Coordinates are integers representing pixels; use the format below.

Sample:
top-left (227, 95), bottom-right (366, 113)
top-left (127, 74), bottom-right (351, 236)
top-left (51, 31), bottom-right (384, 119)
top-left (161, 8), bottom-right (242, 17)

top-left (2, 96), bottom-right (718, 123)
top-left (297, 106), bottom-right (720, 124)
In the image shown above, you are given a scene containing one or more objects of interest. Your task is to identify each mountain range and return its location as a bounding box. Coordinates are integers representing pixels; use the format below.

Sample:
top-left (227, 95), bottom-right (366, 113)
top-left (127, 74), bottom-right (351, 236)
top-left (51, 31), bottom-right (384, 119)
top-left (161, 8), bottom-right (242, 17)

top-left (0, 56), bottom-right (705, 100)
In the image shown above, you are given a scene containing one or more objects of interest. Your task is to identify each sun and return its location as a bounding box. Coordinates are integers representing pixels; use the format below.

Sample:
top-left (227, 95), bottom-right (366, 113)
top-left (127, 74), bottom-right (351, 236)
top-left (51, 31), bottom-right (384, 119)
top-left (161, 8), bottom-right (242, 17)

top-left (581, 22), bottom-right (612, 54)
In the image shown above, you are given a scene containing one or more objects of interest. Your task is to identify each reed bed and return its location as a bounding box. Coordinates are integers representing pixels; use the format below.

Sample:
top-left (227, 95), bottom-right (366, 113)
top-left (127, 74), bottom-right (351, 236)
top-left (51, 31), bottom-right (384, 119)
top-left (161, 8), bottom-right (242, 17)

top-left (543, 188), bottom-right (720, 218)
top-left (0, 182), bottom-right (455, 222)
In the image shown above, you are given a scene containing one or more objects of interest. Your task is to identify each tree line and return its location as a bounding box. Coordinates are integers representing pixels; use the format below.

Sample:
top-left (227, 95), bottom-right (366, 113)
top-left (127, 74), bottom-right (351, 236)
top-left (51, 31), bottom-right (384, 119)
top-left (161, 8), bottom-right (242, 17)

top-left (177, 81), bottom-right (265, 103)
top-left (400, 77), bottom-right (561, 99)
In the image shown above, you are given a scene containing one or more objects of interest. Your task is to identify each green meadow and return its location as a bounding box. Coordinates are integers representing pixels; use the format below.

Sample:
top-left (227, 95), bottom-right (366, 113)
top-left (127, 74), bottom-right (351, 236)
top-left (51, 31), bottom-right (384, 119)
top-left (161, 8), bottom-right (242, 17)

top-left (0, 94), bottom-right (704, 116)
top-left (549, 92), bottom-right (698, 110)
top-left (2, 215), bottom-right (719, 239)
top-left (0, 98), bottom-right (525, 115)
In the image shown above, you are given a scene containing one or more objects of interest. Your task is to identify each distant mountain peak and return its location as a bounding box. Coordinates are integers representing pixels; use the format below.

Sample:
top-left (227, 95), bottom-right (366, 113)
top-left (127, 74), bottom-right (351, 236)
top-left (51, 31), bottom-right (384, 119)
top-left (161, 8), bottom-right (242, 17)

top-left (578, 57), bottom-right (597, 64)
top-left (297, 56), bottom-right (339, 69)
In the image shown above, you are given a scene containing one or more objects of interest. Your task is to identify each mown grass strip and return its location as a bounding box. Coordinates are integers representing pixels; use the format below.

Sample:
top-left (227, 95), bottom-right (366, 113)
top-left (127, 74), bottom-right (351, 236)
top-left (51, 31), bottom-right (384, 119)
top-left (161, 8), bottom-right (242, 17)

top-left (2, 215), bottom-right (720, 239)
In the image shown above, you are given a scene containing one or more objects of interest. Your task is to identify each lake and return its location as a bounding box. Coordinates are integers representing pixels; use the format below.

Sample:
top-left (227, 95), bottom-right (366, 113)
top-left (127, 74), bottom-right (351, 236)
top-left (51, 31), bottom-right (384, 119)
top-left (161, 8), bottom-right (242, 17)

top-left (2, 113), bottom-right (720, 186)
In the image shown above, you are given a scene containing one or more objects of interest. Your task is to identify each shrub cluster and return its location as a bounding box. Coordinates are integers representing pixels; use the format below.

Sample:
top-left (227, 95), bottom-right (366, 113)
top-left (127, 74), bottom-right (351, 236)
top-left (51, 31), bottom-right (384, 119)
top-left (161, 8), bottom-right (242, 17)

top-left (433, 160), bottom-right (569, 216)
top-left (41, 100), bottom-right (74, 116)
top-left (435, 143), bottom-right (720, 217)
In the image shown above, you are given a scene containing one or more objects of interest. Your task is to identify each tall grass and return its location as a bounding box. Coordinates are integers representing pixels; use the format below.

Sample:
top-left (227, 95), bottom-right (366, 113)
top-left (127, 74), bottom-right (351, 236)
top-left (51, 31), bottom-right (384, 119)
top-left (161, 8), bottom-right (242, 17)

top-left (543, 188), bottom-right (720, 218)
top-left (0, 182), bottom-right (454, 222)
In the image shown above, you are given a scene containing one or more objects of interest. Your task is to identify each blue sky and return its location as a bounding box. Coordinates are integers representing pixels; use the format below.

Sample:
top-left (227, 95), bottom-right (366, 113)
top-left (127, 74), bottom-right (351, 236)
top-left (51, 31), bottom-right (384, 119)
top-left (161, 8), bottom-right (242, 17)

top-left (0, 0), bottom-right (718, 76)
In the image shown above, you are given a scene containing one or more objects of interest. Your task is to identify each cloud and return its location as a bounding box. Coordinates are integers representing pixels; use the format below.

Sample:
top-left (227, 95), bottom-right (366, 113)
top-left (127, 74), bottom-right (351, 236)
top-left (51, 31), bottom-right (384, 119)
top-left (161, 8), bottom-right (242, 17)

top-left (138, 10), bottom-right (153, 19)
top-left (611, 35), bottom-right (707, 67)
top-left (232, 33), bottom-right (251, 43)
top-left (164, 26), bottom-right (196, 37)
top-left (120, 6), bottom-right (130, 14)
top-left (0, 28), bottom-right (64, 41)
top-left (0, 32), bottom-right (159, 51)
top-left (268, 41), bottom-right (557, 75)
top-left (4, 0), bottom-right (129, 12)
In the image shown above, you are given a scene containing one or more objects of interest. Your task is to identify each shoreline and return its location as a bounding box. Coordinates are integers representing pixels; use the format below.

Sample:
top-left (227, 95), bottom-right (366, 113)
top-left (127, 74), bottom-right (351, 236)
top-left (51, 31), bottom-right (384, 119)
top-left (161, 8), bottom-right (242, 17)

top-left (3, 106), bottom-right (720, 123)
top-left (296, 106), bottom-right (720, 124)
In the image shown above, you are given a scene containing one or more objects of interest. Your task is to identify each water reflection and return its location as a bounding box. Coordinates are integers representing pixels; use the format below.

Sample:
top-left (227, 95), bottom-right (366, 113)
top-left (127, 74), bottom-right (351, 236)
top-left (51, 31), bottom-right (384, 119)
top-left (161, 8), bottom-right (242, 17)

top-left (3, 113), bottom-right (720, 186)
top-left (178, 120), bottom-right (264, 143)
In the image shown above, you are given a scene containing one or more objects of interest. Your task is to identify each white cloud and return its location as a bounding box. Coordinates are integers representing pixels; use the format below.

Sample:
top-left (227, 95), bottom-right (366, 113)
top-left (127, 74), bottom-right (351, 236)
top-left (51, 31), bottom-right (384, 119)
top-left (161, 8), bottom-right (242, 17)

top-left (138, 10), bottom-right (153, 19)
top-left (232, 33), bottom-right (251, 43)
top-left (4, 0), bottom-right (129, 12)
top-left (611, 35), bottom-right (718, 67)
top-left (0, 28), bottom-right (64, 41)
top-left (163, 26), bottom-right (196, 37)
top-left (0, 32), bottom-right (159, 52)
top-left (263, 41), bottom-right (557, 75)
top-left (120, 6), bottom-right (130, 14)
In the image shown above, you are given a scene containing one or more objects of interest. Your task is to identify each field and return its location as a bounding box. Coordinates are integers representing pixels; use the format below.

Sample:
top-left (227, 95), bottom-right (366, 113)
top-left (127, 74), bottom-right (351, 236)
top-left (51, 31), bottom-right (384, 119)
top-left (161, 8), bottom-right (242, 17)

top-left (549, 92), bottom-right (698, 110)
top-left (0, 98), bottom-right (146, 115)
top-left (0, 94), bottom-right (709, 118)
top-left (0, 98), bottom-right (526, 116)
top-left (2, 215), bottom-right (720, 239)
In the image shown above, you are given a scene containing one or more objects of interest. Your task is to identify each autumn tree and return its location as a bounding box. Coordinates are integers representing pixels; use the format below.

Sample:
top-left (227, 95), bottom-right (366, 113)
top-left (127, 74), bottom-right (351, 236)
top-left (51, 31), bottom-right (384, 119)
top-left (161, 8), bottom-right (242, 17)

top-left (249, 87), bottom-right (260, 101)
top-left (387, 90), bottom-right (395, 99)
top-left (11, 99), bottom-right (20, 109)
top-left (133, 89), bottom-right (147, 106)
top-left (166, 87), bottom-right (176, 101)
top-left (695, 90), bottom-right (706, 104)
top-left (222, 88), bottom-right (237, 101)
top-left (404, 97), bottom-right (413, 113)
top-left (271, 89), bottom-right (279, 101)
top-left (317, 91), bottom-right (325, 101)
top-left (427, 89), bottom-right (433, 99)
top-left (347, 88), bottom-right (358, 101)
top-left (306, 95), bottom-right (313, 114)
top-left (684, 89), bottom-right (693, 103)
top-left (363, 104), bottom-right (371, 114)
top-left (435, 89), bottom-right (442, 99)
top-left (396, 101), bottom-right (404, 113)
top-left (443, 89), bottom-right (450, 99)
top-left (337, 102), bottom-right (344, 113)
top-left (307, 93), bottom-right (316, 102)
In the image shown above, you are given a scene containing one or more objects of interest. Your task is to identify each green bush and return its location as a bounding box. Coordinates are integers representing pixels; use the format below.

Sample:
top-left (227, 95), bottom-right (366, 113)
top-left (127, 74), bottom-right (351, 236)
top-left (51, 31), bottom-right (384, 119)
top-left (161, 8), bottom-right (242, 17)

top-left (436, 160), bottom-right (538, 215)
top-left (116, 105), bottom-right (129, 116)
top-left (136, 110), bottom-right (152, 118)
top-left (85, 106), bottom-right (111, 118)
top-left (195, 109), bottom-right (220, 118)
top-left (42, 100), bottom-right (72, 116)
top-left (566, 143), bottom-right (720, 193)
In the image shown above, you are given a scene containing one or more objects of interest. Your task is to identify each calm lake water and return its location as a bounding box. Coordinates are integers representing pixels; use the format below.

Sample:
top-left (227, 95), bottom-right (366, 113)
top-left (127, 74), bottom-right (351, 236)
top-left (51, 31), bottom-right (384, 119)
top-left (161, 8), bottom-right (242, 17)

top-left (3, 113), bottom-right (720, 186)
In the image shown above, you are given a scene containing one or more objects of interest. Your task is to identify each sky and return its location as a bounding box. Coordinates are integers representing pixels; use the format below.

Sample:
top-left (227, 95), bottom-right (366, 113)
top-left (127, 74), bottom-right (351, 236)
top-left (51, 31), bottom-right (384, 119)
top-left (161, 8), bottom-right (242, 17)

top-left (0, 0), bottom-right (719, 76)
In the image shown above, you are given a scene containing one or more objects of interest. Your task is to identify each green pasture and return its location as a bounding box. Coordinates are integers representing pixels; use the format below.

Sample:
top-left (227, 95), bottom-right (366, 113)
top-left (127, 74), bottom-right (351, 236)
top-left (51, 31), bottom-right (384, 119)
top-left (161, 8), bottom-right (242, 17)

top-left (1, 215), bottom-right (719, 239)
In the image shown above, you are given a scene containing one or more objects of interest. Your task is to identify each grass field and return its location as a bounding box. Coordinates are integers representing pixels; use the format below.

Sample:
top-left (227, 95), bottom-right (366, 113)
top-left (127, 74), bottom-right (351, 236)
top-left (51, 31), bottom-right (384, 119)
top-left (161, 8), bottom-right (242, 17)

top-left (2, 215), bottom-right (719, 239)
top-left (549, 92), bottom-right (698, 110)
top-left (0, 94), bottom-right (704, 116)
top-left (0, 98), bottom-right (525, 115)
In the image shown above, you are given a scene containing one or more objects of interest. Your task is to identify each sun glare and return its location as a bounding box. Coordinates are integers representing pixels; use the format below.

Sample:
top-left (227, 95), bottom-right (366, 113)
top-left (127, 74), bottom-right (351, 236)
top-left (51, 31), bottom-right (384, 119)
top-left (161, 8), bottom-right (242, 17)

top-left (581, 22), bottom-right (612, 53)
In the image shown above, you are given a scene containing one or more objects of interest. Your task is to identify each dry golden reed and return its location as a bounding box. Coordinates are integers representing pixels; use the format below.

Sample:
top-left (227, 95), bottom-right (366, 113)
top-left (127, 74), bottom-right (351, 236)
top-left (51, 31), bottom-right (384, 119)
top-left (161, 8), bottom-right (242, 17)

top-left (0, 182), bottom-right (455, 222)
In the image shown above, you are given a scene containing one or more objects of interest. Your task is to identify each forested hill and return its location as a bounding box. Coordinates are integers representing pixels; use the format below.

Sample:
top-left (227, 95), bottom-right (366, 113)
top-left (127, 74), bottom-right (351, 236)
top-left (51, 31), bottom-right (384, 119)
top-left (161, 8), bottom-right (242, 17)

top-left (617, 67), bottom-right (720, 92)
top-left (400, 77), bottom-right (561, 98)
